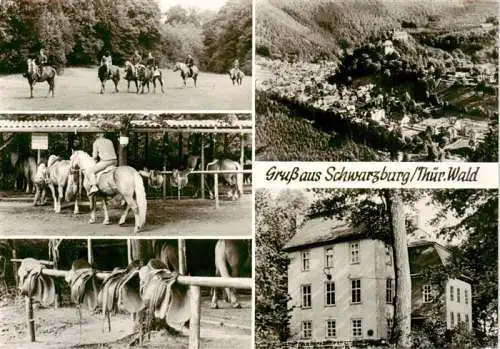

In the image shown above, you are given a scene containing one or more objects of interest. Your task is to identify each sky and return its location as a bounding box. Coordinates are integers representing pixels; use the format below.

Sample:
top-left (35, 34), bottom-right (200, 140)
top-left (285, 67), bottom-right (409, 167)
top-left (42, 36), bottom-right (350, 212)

top-left (156, 0), bottom-right (228, 12)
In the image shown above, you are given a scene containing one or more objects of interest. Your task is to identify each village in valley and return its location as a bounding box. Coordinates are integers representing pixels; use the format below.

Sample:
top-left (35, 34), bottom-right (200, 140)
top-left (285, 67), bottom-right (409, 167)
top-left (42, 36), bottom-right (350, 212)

top-left (256, 0), bottom-right (498, 161)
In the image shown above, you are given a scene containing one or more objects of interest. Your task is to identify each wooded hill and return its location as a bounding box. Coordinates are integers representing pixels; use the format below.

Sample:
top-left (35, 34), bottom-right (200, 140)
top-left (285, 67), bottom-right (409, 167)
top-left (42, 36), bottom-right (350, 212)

top-left (256, 0), bottom-right (498, 62)
top-left (0, 0), bottom-right (252, 75)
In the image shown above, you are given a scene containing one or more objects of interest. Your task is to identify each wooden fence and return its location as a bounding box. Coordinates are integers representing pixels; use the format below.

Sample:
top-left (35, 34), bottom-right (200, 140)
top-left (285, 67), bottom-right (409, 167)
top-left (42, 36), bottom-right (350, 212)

top-left (14, 259), bottom-right (252, 349)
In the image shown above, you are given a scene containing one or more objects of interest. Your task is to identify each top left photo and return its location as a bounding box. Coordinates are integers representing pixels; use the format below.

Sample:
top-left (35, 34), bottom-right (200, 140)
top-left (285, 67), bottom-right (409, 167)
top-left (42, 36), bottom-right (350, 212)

top-left (0, 0), bottom-right (252, 112)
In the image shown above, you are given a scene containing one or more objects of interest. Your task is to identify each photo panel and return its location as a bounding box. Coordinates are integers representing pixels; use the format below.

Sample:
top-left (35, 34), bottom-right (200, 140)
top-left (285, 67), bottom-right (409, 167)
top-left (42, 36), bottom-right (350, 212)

top-left (255, 188), bottom-right (497, 348)
top-left (0, 238), bottom-right (252, 348)
top-left (255, 0), bottom-right (498, 162)
top-left (0, 0), bottom-right (252, 111)
top-left (0, 113), bottom-right (252, 236)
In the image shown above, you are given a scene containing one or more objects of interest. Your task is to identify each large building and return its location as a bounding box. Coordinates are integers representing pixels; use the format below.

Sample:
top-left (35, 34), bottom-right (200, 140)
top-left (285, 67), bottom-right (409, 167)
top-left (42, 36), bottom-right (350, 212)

top-left (283, 216), bottom-right (472, 342)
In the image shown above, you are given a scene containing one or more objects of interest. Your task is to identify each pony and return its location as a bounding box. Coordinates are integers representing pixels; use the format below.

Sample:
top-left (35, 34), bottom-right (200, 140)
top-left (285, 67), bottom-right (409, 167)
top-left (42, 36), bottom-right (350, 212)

top-left (124, 61), bottom-right (140, 93)
top-left (229, 68), bottom-right (244, 86)
top-left (33, 163), bottom-right (48, 206)
top-left (24, 58), bottom-right (55, 98)
top-left (211, 239), bottom-right (251, 309)
top-left (13, 156), bottom-right (37, 193)
top-left (205, 159), bottom-right (243, 200)
top-left (173, 62), bottom-right (198, 87)
top-left (69, 150), bottom-right (147, 233)
top-left (98, 63), bottom-right (120, 94)
top-left (137, 64), bottom-right (165, 94)
top-left (43, 155), bottom-right (80, 214)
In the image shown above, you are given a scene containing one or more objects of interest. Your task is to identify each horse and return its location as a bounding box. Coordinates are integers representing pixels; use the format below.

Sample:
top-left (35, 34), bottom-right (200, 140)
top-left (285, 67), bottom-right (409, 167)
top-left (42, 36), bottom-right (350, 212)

top-left (13, 156), bottom-right (37, 193)
top-left (137, 64), bottom-right (165, 94)
top-left (211, 239), bottom-right (251, 309)
top-left (229, 68), bottom-right (244, 85)
top-left (173, 62), bottom-right (198, 87)
top-left (33, 163), bottom-right (48, 206)
top-left (69, 150), bottom-right (147, 233)
top-left (43, 155), bottom-right (80, 214)
top-left (24, 58), bottom-right (55, 98)
top-left (98, 63), bottom-right (120, 94)
top-left (205, 159), bottom-right (243, 200)
top-left (124, 61), bottom-right (140, 93)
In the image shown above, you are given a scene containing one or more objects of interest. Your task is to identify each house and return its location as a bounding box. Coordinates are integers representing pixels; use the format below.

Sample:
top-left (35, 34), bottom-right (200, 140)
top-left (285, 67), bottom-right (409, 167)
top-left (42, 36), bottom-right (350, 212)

top-left (284, 215), bottom-right (472, 342)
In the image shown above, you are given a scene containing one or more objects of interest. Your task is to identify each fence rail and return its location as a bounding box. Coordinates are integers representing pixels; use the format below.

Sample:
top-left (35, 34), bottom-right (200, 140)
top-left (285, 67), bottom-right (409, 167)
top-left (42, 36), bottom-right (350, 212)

top-left (14, 259), bottom-right (251, 349)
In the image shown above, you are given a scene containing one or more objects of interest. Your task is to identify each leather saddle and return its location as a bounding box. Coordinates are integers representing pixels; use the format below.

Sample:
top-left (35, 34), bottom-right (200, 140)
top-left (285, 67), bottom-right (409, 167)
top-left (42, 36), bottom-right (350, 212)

top-left (96, 165), bottom-right (116, 183)
top-left (18, 258), bottom-right (55, 307)
top-left (65, 259), bottom-right (99, 311)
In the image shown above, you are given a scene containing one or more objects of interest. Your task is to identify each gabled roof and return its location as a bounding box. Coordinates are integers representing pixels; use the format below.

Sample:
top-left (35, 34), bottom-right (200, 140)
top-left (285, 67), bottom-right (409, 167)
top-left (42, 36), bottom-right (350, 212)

top-left (282, 217), bottom-right (367, 252)
top-left (408, 240), bottom-right (452, 274)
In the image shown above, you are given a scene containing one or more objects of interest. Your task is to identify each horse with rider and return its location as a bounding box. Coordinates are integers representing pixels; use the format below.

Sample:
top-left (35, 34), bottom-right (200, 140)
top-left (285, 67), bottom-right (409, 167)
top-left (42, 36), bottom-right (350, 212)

top-left (24, 48), bottom-right (56, 98)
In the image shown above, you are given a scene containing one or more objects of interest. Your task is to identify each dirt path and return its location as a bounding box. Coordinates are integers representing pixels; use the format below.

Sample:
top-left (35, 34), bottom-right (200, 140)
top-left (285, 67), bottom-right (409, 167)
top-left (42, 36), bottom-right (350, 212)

top-left (0, 68), bottom-right (252, 111)
top-left (0, 296), bottom-right (251, 349)
top-left (0, 193), bottom-right (251, 236)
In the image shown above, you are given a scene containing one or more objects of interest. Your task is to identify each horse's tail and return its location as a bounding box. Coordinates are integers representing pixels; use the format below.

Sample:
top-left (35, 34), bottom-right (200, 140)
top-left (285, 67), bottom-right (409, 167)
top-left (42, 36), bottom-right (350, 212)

top-left (134, 171), bottom-right (147, 229)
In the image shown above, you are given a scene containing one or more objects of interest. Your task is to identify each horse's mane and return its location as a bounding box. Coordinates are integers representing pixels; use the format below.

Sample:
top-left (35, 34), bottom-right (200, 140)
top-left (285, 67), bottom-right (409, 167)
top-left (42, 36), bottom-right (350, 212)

top-left (47, 155), bottom-right (61, 168)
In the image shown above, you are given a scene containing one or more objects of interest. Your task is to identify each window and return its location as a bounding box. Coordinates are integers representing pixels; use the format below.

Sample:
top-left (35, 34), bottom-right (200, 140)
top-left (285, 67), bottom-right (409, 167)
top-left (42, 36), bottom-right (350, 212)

top-left (386, 278), bottom-right (393, 304)
top-left (457, 288), bottom-right (460, 303)
top-left (301, 284), bottom-right (312, 308)
top-left (450, 285), bottom-right (454, 301)
top-left (302, 251), bottom-right (311, 271)
top-left (465, 290), bottom-right (469, 305)
top-left (350, 242), bottom-right (360, 264)
top-left (450, 312), bottom-right (454, 328)
top-left (423, 284), bottom-right (432, 303)
top-left (351, 279), bottom-right (361, 303)
top-left (325, 281), bottom-right (335, 306)
top-left (325, 247), bottom-right (334, 268)
top-left (385, 244), bottom-right (392, 265)
top-left (387, 318), bottom-right (393, 339)
top-left (465, 314), bottom-right (469, 327)
top-left (457, 313), bottom-right (461, 324)
top-left (352, 319), bottom-right (362, 338)
top-left (326, 319), bottom-right (336, 338)
top-left (302, 320), bottom-right (312, 339)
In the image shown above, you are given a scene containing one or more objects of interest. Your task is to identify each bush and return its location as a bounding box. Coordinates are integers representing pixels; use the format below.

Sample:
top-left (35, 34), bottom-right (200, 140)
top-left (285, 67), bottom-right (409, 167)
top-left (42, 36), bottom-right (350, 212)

top-left (256, 44), bottom-right (271, 58)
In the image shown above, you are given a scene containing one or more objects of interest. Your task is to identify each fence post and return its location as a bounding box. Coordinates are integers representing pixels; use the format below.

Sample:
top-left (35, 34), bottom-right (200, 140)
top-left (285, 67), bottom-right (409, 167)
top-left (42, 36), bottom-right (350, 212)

top-left (162, 167), bottom-right (167, 198)
top-left (189, 285), bottom-right (201, 349)
top-left (87, 239), bottom-right (93, 265)
top-left (200, 134), bottom-right (205, 200)
top-left (25, 296), bottom-right (35, 342)
top-left (214, 173), bottom-right (219, 209)
top-left (178, 239), bottom-right (187, 275)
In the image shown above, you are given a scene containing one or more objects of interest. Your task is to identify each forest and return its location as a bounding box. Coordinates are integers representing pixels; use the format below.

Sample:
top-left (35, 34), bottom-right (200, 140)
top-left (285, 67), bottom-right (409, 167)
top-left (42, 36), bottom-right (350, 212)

top-left (0, 0), bottom-right (252, 75)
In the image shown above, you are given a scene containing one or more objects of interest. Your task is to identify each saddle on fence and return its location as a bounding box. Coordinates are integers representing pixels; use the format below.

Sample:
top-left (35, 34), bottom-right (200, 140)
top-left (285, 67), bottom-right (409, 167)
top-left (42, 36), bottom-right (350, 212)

top-left (65, 259), bottom-right (99, 311)
top-left (139, 259), bottom-right (191, 327)
top-left (18, 258), bottom-right (55, 307)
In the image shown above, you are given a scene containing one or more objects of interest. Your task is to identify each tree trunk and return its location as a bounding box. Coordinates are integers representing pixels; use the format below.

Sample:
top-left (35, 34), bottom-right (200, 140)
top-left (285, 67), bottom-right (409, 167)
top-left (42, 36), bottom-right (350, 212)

top-left (386, 189), bottom-right (412, 348)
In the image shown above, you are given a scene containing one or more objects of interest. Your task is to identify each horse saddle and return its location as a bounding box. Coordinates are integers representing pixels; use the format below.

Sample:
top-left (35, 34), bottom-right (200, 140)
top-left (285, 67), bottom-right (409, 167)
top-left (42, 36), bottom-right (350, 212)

top-left (98, 260), bottom-right (144, 315)
top-left (170, 169), bottom-right (190, 189)
top-left (139, 259), bottom-right (190, 326)
top-left (65, 259), bottom-right (99, 311)
top-left (18, 258), bottom-right (55, 307)
top-left (116, 260), bottom-right (146, 313)
top-left (96, 165), bottom-right (116, 182)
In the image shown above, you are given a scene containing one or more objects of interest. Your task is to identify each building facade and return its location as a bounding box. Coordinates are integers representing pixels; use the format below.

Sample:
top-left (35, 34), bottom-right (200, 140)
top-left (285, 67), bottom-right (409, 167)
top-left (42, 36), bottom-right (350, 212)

top-left (284, 217), bottom-right (472, 342)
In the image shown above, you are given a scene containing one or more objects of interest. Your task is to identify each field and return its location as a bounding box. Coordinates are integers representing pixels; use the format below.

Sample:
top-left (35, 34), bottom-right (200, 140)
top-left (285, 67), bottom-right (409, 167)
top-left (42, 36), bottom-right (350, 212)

top-left (0, 295), bottom-right (251, 349)
top-left (0, 190), bottom-right (252, 236)
top-left (0, 68), bottom-right (252, 111)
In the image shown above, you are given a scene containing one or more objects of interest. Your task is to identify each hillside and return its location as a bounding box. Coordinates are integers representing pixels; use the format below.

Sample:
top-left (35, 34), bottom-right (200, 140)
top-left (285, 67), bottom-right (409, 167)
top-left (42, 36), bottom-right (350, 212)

top-left (256, 0), bottom-right (498, 61)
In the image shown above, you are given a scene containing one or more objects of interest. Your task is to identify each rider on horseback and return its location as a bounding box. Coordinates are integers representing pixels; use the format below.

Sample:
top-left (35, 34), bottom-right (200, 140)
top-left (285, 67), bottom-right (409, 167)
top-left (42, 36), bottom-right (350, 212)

top-left (131, 50), bottom-right (142, 77)
top-left (185, 54), bottom-right (195, 77)
top-left (101, 50), bottom-right (112, 79)
top-left (37, 48), bottom-right (48, 78)
top-left (87, 133), bottom-right (117, 196)
top-left (233, 58), bottom-right (240, 70)
top-left (146, 52), bottom-right (156, 69)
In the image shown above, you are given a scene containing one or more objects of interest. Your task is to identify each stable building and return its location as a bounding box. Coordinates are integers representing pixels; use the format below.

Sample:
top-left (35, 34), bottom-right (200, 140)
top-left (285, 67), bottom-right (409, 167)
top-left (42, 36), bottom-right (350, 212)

top-left (283, 215), bottom-right (472, 342)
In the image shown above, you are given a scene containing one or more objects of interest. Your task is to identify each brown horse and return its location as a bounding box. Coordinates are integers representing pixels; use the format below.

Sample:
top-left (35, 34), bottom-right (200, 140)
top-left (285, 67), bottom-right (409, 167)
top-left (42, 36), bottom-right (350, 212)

top-left (205, 159), bottom-right (243, 200)
top-left (98, 63), bottom-right (120, 94)
top-left (124, 61), bottom-right (140, 93)
top-left (137, 64), bottom-right (165, 94)
top-left (12, 154), bottom-right (36, 193)
top-left (211, 239), bottom-right (251, 309)
top-left (229, 68), bottom-right (244, 85)
top-left (24, 59), bottom-right (55, 98)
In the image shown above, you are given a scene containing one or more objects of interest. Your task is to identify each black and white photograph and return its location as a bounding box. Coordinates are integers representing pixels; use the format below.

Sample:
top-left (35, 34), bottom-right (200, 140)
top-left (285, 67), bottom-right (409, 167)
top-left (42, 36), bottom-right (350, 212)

top-left (255, 0), bottom-right (498, 162)
top-left (0, 0), bottom-right (252, 111)
top-left (0, 238), bottom-right (252, 349)
top-left (0, 114), bottom-right (252, 236)
top-left (255, 188), bottom-right (497, 348)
